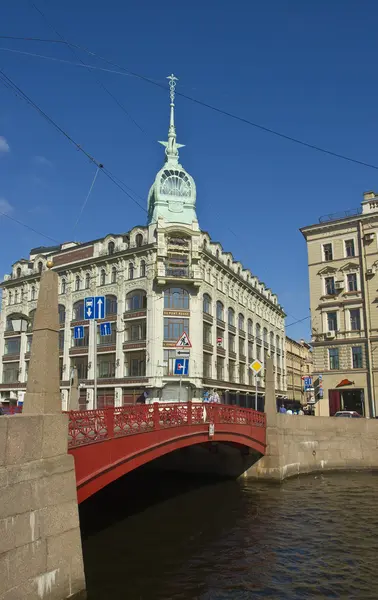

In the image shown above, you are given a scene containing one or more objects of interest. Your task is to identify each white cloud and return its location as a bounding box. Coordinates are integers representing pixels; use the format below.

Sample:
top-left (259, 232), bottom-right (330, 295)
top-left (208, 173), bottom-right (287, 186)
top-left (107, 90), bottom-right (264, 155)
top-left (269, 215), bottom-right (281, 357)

top-left (33, 155), bottom-right (52, 167)
top-left (0, 198), bottom-right (14, 215)
top-left (0, 136), bottom-right (10, 154)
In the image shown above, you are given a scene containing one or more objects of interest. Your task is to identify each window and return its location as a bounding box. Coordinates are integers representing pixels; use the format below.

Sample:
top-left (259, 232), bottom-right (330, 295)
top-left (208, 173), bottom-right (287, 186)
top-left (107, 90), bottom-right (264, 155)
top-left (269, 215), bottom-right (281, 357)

top-left (73, 300), bottom-right (85, 321)
top-left (126, 321), bottom-right (146, 341)
top-left (323, 243), bottom-right (333, 261)
top-left (108, 241), bottom-right (115, 255)
top-left (329, 348), bottom-right (339, 370)
top-left (8, 291), bottom-right (12, 305)
top-left (85, 273), bottom-right (90, 289)
top-left (59, 330), bottom-right (65, 351)
top-left (228, 333), bottom-right (235, 352)
top-left (164, 318), bottom-right (189, 341)
top-left (128, 263), bottom-right (134, 280)
top-left (239, 337), bottom-right (245, 356)
top-left (37, 261), bottom-right (43, 274)
top-left (97, 324), bottom-right (116, 346)
top-left (270, 331), bottom-right (274, 348)
top-left (135, 234), bottom-right (143, 247)
top-left (229, 361), bottom-right (235, 382)
top-left (28, 310), bottom-right (36, 331)
top-left (98, 355), bottom-right (116, 379)
top-left (238, 313), bottom-right (245, 331)
top-left (125, 351), bottom-right (146, 377)
top-left (217, 357), bottom-right (224, 380)
top-left (347, 273), bottom-right (358, 292)
top-left (256, 345), bottom-right (261, 360)
top-left (2, 364), bottom-right (19, 384)
top-left (203, 354), bottom-right (212, 378)
top-left (106, 295), bottom-right (117, 316)
top-left (203, 322), bottom-right (212, 345)
top-left (58, 304), bottom-right (66, 324)
top-left (163, 349), bottom-right (180, 376)
top-left (126, 290), bottom-right (146, 311)
top-left (72, 326), bottom-right (89, 347)
top-left (31, 286), bottom-right (36, 301)
top-left (216, 301), bottom-right (224, 321)
top-left (61, 279), bottom-right (67, 295)
top-left (100, 269), bottom-right (106, 286)
top-left (248, 319), bottom-right (253, 336)
top-left (75, 276), bottom-right (81, 291)
top-left (239, 363), bottom-right (245, 384)
top-left (16, 267), bottom-right (21, 278)
top-left (216, 249), bottom-right (220, 259)
top-left (5, 337), bottom-right (21, 355)
top-left (352, 346), bottom-right (363, 369)
top-left (111, 267), bottom-right (117, 284)
top-left (350, 308), bottom-right (361, 331)
top-left (228, 308), bottom-right (235, 326)
top-left (263, 327), bottom-right (268, 343)
top-left (325, 277), bottom-right (335, 295)
top-left (256, 323), bottom-right (261, 341)
top-left (248, 341), bottom-right (253, 360)
top-left (140, 260), bottom-right (146, 278)
top-left (164, 287), bottom-right (189, 310)
top-left (71, 357), bottom-right (88, 380)
top-left (203, 294), bottom-right (211, 315)
top-left (327, 312), bottom-right (337, 331)
top-left (345, 239), bottom-right (355, 257)
top-left (14, 290), bottom-right (19, 304)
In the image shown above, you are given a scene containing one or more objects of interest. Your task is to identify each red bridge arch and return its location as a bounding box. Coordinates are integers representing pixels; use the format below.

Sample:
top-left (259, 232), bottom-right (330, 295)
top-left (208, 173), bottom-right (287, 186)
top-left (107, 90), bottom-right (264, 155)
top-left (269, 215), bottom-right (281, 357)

top-left (68, 403), bottom-right (266, 503)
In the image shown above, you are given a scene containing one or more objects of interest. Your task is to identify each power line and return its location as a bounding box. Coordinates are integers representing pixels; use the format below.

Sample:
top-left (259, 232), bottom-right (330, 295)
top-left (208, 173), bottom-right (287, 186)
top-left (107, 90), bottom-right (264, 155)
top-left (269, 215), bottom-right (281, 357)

top-left (0, 210), bottom-right (59, 243)
top-left (286, 315), bottom-right (311, 328)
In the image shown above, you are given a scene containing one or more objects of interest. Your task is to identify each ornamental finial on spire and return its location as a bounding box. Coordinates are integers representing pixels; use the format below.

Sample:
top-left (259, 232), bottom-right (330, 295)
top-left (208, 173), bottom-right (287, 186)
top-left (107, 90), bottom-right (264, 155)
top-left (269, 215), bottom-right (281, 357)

top-left (158, 73), bottom-right (184, 163)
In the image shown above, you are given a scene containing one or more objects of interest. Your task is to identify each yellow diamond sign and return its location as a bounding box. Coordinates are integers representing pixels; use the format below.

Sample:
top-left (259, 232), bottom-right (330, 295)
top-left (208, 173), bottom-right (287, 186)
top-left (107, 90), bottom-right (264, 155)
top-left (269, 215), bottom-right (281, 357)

top-left (249, 360), bottom-right (263, 374)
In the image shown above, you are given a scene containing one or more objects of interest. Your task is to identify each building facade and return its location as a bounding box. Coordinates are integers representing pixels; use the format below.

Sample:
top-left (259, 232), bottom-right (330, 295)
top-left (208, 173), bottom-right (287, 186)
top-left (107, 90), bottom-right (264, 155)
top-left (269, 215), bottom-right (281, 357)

top-left (285, 337), bottom-right (313, 405)
top-left (301, 191), bottom-right (378, 417)
top-left (0, 76), bottom-right (286, 409)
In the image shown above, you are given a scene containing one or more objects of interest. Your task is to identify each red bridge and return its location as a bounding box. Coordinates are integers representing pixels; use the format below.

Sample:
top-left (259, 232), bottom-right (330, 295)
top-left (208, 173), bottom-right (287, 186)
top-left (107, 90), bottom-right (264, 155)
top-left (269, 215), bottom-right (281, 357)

top-left (68, 402), bottom-right (266, 503)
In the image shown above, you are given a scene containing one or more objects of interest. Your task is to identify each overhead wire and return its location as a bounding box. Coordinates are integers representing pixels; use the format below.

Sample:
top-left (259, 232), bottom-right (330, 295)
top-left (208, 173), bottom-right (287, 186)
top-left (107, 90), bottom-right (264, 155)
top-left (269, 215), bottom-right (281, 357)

top-left (0, 209), bottom-right (59, 243)
top-left (72, 166), bottom-right (101, 234)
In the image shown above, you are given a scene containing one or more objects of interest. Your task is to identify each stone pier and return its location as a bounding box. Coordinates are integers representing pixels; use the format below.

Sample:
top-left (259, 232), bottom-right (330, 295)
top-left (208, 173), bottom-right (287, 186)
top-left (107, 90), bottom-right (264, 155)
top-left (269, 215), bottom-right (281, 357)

top-left (0, 267), bottom-right (86, 599)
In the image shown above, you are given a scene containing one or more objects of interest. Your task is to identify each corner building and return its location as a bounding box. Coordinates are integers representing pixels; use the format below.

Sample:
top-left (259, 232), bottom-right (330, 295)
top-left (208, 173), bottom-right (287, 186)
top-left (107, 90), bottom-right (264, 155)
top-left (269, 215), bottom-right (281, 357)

top-left (0, 78), bottom-right (286, 409)
top-left (301, 192), bottom-right (378, 417)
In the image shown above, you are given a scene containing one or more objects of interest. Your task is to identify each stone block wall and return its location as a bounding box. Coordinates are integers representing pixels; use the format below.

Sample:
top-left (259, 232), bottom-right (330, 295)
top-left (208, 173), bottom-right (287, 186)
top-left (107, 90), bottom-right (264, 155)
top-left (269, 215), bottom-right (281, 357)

top-left (0, 414), bottom-right (86, 600)
top-left (247, 414), bottom-right (378, 480)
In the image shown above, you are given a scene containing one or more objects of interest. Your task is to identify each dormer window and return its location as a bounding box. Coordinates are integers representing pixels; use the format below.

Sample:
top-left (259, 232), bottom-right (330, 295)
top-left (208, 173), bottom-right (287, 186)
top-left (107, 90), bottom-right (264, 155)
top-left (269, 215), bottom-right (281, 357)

top-left (160, 169), bottom-right (191, 197)
top-left (16, 267), bottom-right (21, 278)
top-left (108, 241), bottom-right (115, 255)
top-left (37, 261), bottom-right (43, 274)
top-left (135, 234), bottom-right (143, 248)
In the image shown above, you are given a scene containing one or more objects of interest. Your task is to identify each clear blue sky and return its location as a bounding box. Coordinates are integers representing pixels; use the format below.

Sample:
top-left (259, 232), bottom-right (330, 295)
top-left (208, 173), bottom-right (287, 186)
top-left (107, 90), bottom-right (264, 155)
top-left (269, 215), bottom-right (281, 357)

top-left (1, 0), bottom-right (378, 340)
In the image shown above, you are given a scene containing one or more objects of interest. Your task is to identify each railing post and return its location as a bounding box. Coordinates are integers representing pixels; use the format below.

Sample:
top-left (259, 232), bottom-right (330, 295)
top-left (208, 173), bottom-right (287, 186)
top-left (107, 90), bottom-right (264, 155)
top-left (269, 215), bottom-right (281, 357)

top-left (153, 402), bottom-right (160, 430)
top-left (187, 401), bottom-right (192, 426)
top-left (105, 407), bottom-right (114, 439)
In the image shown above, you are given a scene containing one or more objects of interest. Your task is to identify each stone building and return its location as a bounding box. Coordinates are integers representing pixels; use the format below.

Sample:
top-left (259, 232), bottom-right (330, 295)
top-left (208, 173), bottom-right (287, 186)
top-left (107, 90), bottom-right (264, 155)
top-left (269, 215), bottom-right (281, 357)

top-left (285, 337), bottom-right (313, 405)
top-left (301, 191), bottom-right (378, 417)
top-left (0, 76), bottom-right (286, 410)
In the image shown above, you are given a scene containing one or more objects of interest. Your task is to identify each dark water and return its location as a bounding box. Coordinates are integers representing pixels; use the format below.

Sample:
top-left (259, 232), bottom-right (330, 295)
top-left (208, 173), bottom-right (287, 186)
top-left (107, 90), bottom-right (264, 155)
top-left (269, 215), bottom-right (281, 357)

top-left (81, 470), bottom-right (378, 599)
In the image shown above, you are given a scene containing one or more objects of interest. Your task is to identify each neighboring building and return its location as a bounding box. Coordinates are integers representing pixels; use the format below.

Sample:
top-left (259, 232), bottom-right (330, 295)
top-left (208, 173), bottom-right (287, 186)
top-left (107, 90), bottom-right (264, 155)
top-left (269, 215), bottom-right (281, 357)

top-left (285, 337), bottom-right (313, 405)
top-left (301, 191), bottom-right (378, 417)
top-left (0, 76), bottom-right (286, 409)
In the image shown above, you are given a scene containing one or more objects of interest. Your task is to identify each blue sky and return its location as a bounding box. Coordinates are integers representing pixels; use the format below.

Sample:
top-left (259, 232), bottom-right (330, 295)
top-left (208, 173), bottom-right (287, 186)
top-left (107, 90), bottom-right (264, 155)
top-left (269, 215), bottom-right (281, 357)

top-left (1, 0), bottom-right (378, 339)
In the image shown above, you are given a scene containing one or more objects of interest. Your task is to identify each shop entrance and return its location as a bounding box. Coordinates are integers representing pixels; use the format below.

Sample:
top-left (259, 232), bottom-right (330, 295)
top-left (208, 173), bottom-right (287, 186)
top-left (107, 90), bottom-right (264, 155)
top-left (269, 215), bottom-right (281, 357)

top-left (328, 388), bottom-right (365, 416)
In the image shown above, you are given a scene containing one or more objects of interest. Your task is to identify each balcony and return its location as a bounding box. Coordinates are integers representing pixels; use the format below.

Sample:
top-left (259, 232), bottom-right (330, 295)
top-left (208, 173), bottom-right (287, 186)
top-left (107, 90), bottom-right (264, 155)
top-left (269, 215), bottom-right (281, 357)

top-left (217, 319), bottom-right (226, 330)
top-left (239, 354), bottom-right (247, 363)
top-left (239, 329), bottom-right (246, 339)
top-left (313, 330), bottom-right (366, 343)
top-left (264, 341), bottom-right (269, 350)
top-left (203, 312), bottom-right (213, 324)
top-left (155, 266), bottom-right (200, 286)
top-left (123, 309), bottom-right (147, 320)
top-left (203, 342), bottom-right (214, 353)
top-left (256, 337), bottom-right (262, 346)
top-left (229, 350), bottom-right (237, 360)
top-left (217, 346), bottom-right (226, 357)
top-left (228, 323), bottom-right (236, 334)
top-left (123, 339), bottom-right (147, 350)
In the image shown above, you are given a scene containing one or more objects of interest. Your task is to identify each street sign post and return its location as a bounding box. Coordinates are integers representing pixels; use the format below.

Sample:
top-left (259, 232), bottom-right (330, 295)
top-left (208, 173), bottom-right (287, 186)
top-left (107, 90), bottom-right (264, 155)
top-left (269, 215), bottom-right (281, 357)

top-left (249, 359), bottom-right (263, 410)
top-left (174, 358), bottom-right (189, 402)
top-left (84, 296), bottom-right (107, 408)
top-left (100, 322), bottom-right (112, 337)
top-left (74, 326), bottom-right (84, 340)
top-left (176, 349), bottom-right (190, 357)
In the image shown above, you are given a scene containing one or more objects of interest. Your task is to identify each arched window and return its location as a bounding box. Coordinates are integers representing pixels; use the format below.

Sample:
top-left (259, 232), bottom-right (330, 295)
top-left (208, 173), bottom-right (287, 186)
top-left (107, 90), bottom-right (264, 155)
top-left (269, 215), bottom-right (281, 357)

top-left (58, 304), bottom-right (66, 325)
top-left (216, 301), bottom-right (224, 321)
top-left (126, 290), bottom-right (147, 311)
top-left (75, 276), bottom-right (81, 291)
top-left (228, 308), bottom-right (235, 326)
top-left (15, 290), bottom-right (19, 304)
top-left (111, 266), bottom-right (117, 284)
top-left (270, 332), bottom-right (274, 347)
top-left (228, 259), bottom-right (231, 268)
top-left (135, 234), bottom-right (143, 248)
top-left (61, 278), bottom-right (66, 295)
top-left (8, 291), bottom-right (12, 305)
top-left (276, 335), bottom-right (280, 350)
top-left (256, 323), bottom-right (261, 340)
top-left (28, 309), bottom-right (36, 331)
top-left (16, 267), bottom-right (21, 278)
top-left (100, 269), bottom-right (106, 286)
top-left (238, 313), bottom-right (245, 331)
top-left (108, 241), bottom-right (115, 255)
top-left (37, 261), bottom-right (43, 274)
top-left (203, 293), bottom-right (211, 315)
top-left (263, 327), bottom-right (268, 343)
top-left (140, 260), bottom-right (146, 278)
top-left (31, 286), bottom-right (36, 301)
top-left (73, 300), bottom-right (85, 321)
top-left (164, 287), bottom-right (189, 310)
top-left (216, 249), bottom-right (220, 259)
top-left (85, 273), bottom-right (90, 289)
top-left (106, 294), bottom-right (117, 316)
top-left (128, 263), bottom-right (134, 280)
top-left (248, 319), bottom-right (253, 336)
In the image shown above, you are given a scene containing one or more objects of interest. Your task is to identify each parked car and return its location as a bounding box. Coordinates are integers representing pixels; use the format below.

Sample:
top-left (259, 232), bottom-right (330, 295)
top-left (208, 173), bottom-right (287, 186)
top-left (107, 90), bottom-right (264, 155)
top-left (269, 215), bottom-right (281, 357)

top-left (334, 411), bottom-right (362, 418)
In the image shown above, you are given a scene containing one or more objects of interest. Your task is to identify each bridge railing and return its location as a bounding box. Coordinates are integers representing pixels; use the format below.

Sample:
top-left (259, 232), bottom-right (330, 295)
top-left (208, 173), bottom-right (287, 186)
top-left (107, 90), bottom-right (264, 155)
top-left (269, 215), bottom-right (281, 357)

top-left (67, 402), bottom-right (266, 449)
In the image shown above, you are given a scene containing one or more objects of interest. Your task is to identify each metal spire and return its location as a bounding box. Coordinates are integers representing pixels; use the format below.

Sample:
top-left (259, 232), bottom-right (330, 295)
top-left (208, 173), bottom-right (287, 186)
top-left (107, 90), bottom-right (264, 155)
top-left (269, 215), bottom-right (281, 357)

top-left (158, 73), bottom-right (184, 163)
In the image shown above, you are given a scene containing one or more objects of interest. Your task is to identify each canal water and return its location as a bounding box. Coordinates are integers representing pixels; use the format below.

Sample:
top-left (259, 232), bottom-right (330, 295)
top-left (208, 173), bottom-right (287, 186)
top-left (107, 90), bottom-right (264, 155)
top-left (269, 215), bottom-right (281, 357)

top-left (81, 469), bottom-right (378, 599)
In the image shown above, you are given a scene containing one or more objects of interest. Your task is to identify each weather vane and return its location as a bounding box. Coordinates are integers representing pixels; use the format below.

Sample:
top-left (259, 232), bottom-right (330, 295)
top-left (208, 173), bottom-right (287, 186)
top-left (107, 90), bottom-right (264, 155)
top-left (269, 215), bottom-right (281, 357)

top-left (167, 73), bottom-right (178, 104)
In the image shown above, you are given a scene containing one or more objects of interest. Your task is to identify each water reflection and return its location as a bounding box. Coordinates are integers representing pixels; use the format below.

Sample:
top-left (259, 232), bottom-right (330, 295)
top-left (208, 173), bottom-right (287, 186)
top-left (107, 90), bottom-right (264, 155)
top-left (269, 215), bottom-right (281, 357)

top-left (81, 470), bottom-right (378, 599)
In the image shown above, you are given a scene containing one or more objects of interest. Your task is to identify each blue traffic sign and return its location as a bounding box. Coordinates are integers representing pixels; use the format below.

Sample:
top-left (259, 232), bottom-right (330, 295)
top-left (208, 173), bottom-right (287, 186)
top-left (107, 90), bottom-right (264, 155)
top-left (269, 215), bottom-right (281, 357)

top-left (84, 296), bottom-right (105, 320)
top-left (74, 326), bottom-right (84, 340)
top-left (174, 358), bottom-right (189, 376)
top-left (303, 376), bottom-right (312, 391)
top-left (100, 322), bottom-right (112, 336)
